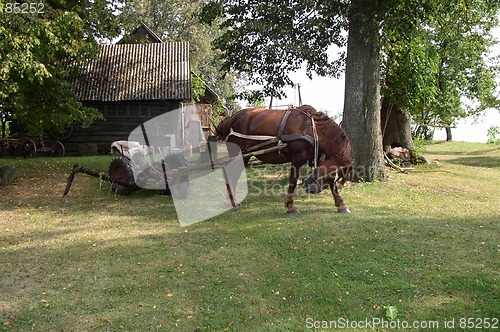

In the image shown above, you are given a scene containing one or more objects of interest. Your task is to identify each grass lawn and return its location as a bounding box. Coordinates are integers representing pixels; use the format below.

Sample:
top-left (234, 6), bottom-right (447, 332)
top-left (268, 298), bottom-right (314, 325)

top-left (1, 141), bottom-right (499, 331)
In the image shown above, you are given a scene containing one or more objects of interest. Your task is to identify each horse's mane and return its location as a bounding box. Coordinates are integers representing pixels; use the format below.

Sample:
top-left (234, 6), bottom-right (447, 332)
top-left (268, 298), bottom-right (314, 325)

top-left (298, 105), bottom-right (352, 165)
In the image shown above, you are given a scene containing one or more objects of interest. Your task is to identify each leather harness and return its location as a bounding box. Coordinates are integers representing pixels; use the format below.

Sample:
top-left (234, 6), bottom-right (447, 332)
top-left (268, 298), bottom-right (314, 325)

top-left (226, 108), bottom-right (318, 164)
top-left (225, 108), bottom-right (347, 187)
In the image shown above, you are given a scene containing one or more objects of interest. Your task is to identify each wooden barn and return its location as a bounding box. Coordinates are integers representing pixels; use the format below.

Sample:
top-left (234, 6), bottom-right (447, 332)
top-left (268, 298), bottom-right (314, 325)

top-left (60, 24), bottom-right (215, 155)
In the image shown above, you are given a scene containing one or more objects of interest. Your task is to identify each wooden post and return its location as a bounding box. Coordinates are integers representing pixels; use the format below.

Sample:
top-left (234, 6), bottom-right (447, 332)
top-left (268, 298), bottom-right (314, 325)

top-left (0, 166), bottom-right (16, 186)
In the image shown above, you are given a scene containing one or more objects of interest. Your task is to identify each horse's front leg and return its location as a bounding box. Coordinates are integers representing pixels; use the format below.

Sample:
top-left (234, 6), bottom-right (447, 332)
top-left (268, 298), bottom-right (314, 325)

top-left (330, 183), bottom-right (350, 213)
top-left (285, 165), bottom-right (300, 214)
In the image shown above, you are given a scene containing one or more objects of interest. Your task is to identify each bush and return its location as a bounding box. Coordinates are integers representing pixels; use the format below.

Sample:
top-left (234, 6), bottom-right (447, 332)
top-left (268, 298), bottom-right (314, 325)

top-left (486, 125), bottom-right (500, 144)
top-left (411, 138), bottom-right (427, 161)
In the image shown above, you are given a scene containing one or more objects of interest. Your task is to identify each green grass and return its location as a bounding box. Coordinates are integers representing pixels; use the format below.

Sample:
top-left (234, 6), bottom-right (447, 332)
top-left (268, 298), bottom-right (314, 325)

top-left (424, 141), bottom-right (500, 168)
top-left (1, 141), bottom-right (499, 331)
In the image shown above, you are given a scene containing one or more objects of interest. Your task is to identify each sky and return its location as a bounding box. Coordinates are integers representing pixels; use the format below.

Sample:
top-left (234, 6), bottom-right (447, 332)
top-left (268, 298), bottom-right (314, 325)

top-left (262, 25), bottom-right (500, 144)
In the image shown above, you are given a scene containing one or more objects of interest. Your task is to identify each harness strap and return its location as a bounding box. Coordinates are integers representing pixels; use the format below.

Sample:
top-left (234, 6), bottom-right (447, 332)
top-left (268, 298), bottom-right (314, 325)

top-left (281, 134), bottom-right (314, 146)
top-left (226, 128), bottom-right (276, 141)
top-left (244, 137), bottom-right (279, 154)
top-left (311, 116), bottom-right (319, 170)
top-left (296, 110), bottom-right (319, 170)
top-left (225, 108), bottom-right (319, 170)
top-left (277, 109), bottom-right (292, 139)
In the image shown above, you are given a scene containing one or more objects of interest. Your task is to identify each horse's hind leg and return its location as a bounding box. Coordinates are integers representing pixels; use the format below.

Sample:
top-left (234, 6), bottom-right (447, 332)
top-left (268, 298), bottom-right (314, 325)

top-left (330, 183), bottom-right (351, 213)
top-left (285, 165), bottom-right (300, 214)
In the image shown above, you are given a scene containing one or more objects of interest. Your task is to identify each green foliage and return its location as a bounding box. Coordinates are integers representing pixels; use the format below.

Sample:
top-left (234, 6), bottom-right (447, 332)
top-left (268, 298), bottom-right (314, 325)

top-left (247, 96), bottom-right (266, 109)
top-left (203, 0), bottom-right (498, 131)
top-left (202, 0), bottom-right (348, 98)
top-left (0, 0), bottom-right (123, 134)
top-left (191, 73), bottom-right (206, 103)
top-left (237, 90), bottom-right (265, 108)
top-left (411, 138), bottom-right (427, 161)
top-left (487, 125), bottom-right (500, 144)
top-left (384, 305), bottom-right (398, 321)
top-left (381, 1), bottom-right (500, 139)
top-left (122, 0), bottom-right (241, 112)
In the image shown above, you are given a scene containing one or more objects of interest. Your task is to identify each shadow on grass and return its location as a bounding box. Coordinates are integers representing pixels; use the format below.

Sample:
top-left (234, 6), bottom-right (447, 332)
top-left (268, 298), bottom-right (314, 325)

top-left (2, 204), bottom-right (499, 330)
top-left (446, 155), bottom-right (500, 168)
top-left (425, 144), bottom-right (499, 168)
top-left (2, 155), bottom-right (499, 330)
top-left (426, 146), bottom-right (500, 156)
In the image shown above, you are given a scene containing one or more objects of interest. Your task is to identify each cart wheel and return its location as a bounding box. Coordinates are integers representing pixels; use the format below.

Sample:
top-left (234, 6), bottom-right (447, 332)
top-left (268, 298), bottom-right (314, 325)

top-left (23, 138), bottom-right (37, 158)
top-left (108, 157), bottom-right (136, 195)
top-left (51, 140), bottom-right (65, 157)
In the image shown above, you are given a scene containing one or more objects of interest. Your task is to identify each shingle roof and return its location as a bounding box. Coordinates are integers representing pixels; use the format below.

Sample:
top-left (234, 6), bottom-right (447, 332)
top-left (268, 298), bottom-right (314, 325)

top-left (71, 41), bottom-right (191, 102)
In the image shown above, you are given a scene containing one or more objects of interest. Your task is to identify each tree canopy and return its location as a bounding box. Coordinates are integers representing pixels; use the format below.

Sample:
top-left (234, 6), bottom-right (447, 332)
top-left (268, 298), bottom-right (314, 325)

top-left (381, 0), bottom-right (500, 139)
top-left (121, 0), bottom-right (241, 112)
top-left (0, 0), bottom-right (123, 134)
top-left (204, 1), bottom-right (498, 118)
top-left (203, 0), bottom-right (499, 180)
top-left (201, 0), bottom-right (349, 99)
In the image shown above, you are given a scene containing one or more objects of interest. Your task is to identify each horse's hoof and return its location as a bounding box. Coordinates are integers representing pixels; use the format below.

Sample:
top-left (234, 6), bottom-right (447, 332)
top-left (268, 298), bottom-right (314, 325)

top-left (338, 207), bottom-right (351, 213)
top-left (286, 209), bottom-right (300, 215)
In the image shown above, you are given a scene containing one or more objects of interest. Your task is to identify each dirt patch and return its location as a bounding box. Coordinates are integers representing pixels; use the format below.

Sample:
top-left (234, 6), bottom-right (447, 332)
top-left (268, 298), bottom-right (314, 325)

top-left (0, 301), bottom-right (18, 317)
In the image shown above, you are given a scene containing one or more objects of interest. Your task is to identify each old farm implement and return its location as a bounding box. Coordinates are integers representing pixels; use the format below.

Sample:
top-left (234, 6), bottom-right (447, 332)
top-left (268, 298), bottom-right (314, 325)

top-left (61, 100), bottom-right (291, 202)
top-left (62, 138), bottom-right (285, 206)
top-left (63, 105), bottom-right (353, 215)
top-left (0, 134), bottom-right (65, 158)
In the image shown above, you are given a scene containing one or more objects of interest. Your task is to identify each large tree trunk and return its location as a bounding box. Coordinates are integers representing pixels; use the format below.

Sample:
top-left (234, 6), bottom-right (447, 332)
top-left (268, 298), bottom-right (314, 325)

top-left (342, 0), bottom-right (386, 181)
top-left (381, 101), bottom-right (414, 151)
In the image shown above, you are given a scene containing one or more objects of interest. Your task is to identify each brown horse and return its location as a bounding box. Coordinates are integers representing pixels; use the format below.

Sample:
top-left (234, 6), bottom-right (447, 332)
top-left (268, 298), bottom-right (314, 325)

top-left (217, 105), bottom-right (352, 213)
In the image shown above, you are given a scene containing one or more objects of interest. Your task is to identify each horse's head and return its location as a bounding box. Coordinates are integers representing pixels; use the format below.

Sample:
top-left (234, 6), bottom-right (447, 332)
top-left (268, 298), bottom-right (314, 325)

top-left (304, 160), bottom-right (352, 194)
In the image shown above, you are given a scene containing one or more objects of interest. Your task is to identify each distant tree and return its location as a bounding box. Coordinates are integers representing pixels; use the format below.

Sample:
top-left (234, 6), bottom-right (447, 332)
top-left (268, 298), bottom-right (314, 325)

top-left (487, 125), bottom-right (500, 144)
top-left (381, 1), bottom-right (500, 146)
top-left (246, 96), bottom-right (266, 109)
top-left (0, 0), bottom-right (124, 135)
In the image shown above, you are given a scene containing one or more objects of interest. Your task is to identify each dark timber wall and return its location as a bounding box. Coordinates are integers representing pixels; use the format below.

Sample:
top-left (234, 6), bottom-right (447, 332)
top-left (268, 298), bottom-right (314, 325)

top-left (61, 100), bottom-right (181, 155)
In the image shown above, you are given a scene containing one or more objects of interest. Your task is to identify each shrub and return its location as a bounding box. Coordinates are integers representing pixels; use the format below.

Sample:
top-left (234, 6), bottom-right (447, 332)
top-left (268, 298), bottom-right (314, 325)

top-left (487, 125), bottom-right (500, 144)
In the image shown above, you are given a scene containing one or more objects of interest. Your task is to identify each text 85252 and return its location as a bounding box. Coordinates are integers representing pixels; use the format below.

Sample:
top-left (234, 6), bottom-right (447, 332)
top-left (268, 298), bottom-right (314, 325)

top-left (4, 2), bottom-right (44, 14)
